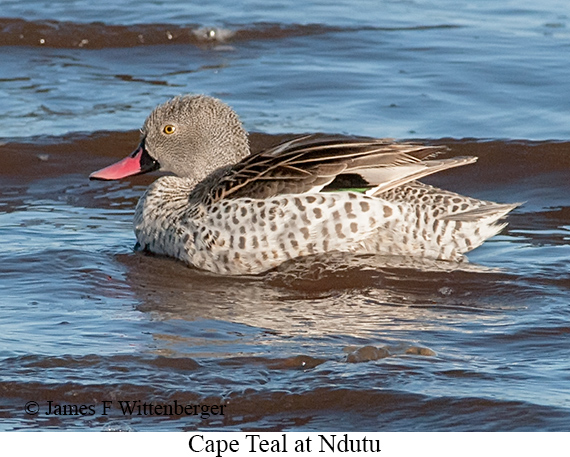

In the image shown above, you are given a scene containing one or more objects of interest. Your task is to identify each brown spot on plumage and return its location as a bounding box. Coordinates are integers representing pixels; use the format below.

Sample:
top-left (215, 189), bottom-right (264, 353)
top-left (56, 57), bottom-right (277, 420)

top-left (268, 205), bottom-right (278, 220)
top-left (350, 222), bottom-right (358, 233)
top-left (335, 223), bottom-right (346, 239)
top-left (306, 196), bottom-right (317, 204)
top-left (300, 227), bottom-right (310, 240)
top-left (359, 201), bottom-right (370, 212)
top-left (313, 207), bottom-right (323, 219)
top-left (383, 206), bottom-right (393, 218)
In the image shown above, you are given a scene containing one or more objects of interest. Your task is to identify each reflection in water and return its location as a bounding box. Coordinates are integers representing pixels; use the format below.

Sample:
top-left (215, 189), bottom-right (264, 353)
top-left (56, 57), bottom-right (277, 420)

top-left (116, 249), bottom-right (529, 357)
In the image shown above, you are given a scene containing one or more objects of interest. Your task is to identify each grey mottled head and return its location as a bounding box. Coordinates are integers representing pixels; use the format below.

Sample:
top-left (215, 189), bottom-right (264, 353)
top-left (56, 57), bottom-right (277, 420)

top-left (141, 95), bottom-right (250, 179)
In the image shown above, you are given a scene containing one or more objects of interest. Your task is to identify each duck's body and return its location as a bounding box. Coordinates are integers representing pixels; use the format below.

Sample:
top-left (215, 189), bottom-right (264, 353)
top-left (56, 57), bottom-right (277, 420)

top-left (90, 95), bottom-right (517, 275)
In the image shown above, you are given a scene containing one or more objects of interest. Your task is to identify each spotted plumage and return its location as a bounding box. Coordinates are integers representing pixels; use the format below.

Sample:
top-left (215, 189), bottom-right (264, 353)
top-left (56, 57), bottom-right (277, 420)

top-left (90, 95), bottom-right (519, 275)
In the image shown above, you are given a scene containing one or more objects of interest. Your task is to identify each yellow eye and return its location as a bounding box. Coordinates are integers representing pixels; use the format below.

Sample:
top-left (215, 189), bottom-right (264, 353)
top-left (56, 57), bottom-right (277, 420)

top-left (163, 124), bottom-right (176, 135)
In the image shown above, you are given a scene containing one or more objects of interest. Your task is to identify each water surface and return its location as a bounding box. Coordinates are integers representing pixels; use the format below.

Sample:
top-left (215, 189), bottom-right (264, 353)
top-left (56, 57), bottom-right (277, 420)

top-left (0, 0), bottom-right (569, 431)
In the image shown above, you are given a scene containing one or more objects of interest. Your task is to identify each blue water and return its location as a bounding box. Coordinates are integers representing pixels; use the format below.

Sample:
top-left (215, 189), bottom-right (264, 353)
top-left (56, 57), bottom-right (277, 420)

top-left (0, 0), bottom-right (569, 431)
top-left (1, 0), bottom-right (570, 139)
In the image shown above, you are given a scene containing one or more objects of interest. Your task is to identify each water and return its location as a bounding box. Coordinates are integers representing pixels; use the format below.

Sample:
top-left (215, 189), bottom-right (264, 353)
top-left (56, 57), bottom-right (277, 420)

top-left (1, 0), bottom-right (569, 431)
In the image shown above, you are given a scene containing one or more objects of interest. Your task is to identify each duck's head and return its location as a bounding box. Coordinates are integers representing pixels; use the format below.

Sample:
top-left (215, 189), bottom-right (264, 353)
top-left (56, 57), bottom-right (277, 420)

top-left (90, 95), bottom-right (250, 181)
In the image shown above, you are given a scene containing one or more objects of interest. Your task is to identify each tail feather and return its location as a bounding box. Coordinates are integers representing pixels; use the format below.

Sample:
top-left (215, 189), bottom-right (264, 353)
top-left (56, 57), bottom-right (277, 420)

top-left (375, 181), bottom-right (519, 260)
top-left (442, 202), bottom-right (521, 222)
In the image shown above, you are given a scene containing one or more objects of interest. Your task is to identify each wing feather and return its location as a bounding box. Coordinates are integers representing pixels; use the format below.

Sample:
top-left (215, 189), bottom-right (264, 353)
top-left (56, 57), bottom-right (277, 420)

top-left (196, 134), bottom-right (466, 202)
